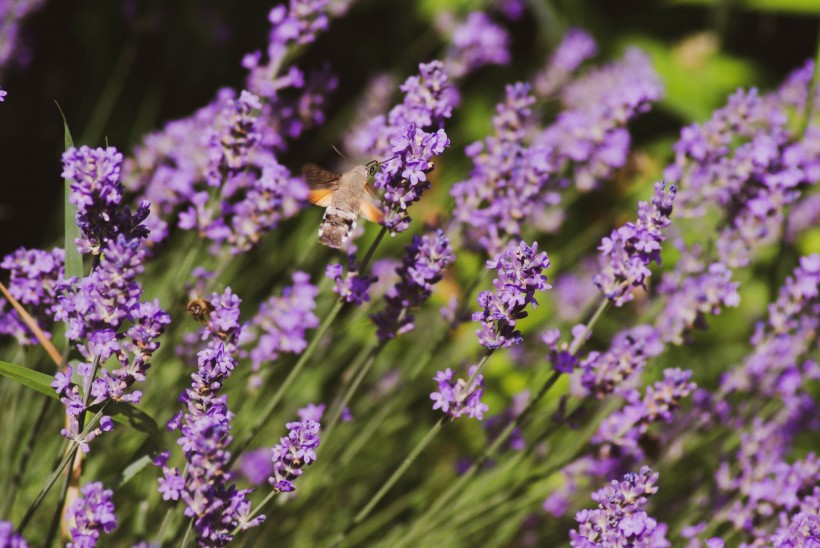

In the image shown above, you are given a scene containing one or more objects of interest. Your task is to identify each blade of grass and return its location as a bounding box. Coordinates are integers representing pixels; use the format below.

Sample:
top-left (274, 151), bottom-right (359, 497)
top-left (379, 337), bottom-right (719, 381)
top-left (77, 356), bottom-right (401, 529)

top-left (55, 102), bottom-right (83, 281)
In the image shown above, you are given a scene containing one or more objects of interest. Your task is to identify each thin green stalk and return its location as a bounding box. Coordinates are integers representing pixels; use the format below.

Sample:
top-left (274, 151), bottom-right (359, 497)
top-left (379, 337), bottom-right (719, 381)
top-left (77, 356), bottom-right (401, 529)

top-left (332, 418), bottom-right (445, 546)
top-left (229, 490), bottom-right (278, 537)
top-left (17, 406), bottom-right (108, 533)
top-left (180, 519), bottom-right (194, 548)
top-left (44, 449), bottom-right (75, 547)
top-left (324, 342), bottom-right (383, 438)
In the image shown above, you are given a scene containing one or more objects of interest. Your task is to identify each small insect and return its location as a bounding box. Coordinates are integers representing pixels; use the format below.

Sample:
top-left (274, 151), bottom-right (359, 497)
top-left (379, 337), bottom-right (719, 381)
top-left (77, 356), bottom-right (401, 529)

top-left (187, 298), bottom-right (215, 322)
top-left (303, 160), bottom-right (386, 249)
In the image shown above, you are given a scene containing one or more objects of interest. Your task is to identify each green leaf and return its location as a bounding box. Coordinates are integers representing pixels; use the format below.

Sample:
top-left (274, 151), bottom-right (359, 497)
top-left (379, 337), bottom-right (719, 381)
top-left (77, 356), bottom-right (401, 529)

top-left (0, 360), bottom-right (56, 398)
top-left (115, 440), bottom-right (157, 488)
top-left (56, 102), bottom-right (83, 280)
top-left (669, 0), bottom-right (820, 15)
top-left (0, 360), bottom-right (162, 445)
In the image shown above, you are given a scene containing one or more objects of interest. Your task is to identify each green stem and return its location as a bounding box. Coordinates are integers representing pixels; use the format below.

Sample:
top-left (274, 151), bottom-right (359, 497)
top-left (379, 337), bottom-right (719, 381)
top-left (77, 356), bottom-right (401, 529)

top-left (229, 490), bottom-right (278, 537)
top-left (324, 342), bottom-right (383, 438)
top-left (180, 519), bottom-right (194, 548)
top-left (44, 449), bottom-right (76, 547)
top-left (332, 418), bottom-right (446, 546)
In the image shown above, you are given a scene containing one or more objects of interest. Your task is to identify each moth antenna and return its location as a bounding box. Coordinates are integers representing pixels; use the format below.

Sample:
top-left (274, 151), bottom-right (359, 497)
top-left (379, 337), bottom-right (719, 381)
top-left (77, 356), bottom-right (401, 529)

top-left (332, 145), bottom-right (356, 168)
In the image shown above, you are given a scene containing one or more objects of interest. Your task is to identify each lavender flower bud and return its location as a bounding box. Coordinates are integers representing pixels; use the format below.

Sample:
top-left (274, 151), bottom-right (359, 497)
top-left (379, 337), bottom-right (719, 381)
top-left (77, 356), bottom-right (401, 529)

top-left (594, 181), bottom-right (676, 307)
top-left (473, 240), bottom-right (551, 349)
top-left (440, 12), bottom-right (511, 80)
top-left (325, 258), bottom-right (376, 306)
top-left (65, 482), bottom-right (117, 547)
top-left (371, 228), bottom-right (455, 341)
top-left (570, 466), bottom-right (670, 547)
top-left (430, 365), bottom-right (489, 421)
top-left (269, 419), bottom-right (322, 493)
top-left (0, 520), bottom-right (27, 547)
top-left (533, 28), bottom-right (597, 98)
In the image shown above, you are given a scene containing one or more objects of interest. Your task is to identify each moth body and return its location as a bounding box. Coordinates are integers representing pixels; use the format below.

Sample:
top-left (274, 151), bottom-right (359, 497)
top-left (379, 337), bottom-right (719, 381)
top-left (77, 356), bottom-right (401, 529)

top-left (303, 163), bottom-right (384, 249)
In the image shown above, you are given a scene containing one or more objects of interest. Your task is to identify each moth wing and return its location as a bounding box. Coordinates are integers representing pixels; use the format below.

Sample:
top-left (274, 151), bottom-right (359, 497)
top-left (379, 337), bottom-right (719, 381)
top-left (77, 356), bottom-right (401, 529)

top-left (303, 163), bottom-right (342, 189)
top-left (308, 189), bottom-right (336, 207)
top-left (360, 186), bottom-right (385, 224)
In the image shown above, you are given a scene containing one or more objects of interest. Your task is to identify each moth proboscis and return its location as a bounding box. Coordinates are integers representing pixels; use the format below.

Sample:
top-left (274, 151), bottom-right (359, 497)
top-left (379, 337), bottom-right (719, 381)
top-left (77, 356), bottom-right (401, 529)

top-left (303, 162), bottom-right (385, 249)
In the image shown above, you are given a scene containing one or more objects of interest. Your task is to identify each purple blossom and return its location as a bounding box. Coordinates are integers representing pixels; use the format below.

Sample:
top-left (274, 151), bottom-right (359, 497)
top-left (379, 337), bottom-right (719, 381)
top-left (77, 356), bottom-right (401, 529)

top-left (63, 146), bottom-right (150, 255)
top-left (451, 83), bottom-right (552, 254)
top-left (570, 467), bottom-right (669, 547)
top-left (578, 325), bottom-right (665, 398)
top-left (349, 61), bottom-right (452, 234)
top-left (473, 240), bottom-right (551, 349)
top-left (163, 288), bottom-right (264, 544)
top-left (297, 403), bottom-right (326, 422)
top-left (594, 181), bottom-right (676, 307)
top-left (551, 257), bottom-right (599, 322)
top-left (533, 28), bottom-right (597, 98)
top-left (371, 228), bottom-right (455, 341)
top-left (439, 12), bottom-right (511, 80)
top-left (656, 262), bottom-right (740, 344)
top-left (65, 482), bottom-right (117, 547)
top-left (0, 87), bottom-right (6, 102)
top-left (325, 258), bottom-right (376, 306)
top-left (238, 448), bottom-right (274, 487)
top-left (268, 419), bottom-right (322, 493)
top-left (0, 247), bottom-right (64, 345)
top-left (537, 48), bottom-right (662, 191)
top-left (430, 365), bottom-right (489, 421)
top-left (542, 326), bottom-right (587, 374)
top-left (0, 520), bottom-right (27, 547)
top-left (593, 368), bottom-right (696, 459)
top-left (241, 272), bottom-right (319, 385)
top-left (0, 0), bottom-right (46, 75)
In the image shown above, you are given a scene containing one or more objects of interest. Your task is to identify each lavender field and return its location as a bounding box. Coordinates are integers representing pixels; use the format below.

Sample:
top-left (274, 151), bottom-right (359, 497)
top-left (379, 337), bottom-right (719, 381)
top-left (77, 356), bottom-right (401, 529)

top-left (0, 0), bottom-right (819, 546)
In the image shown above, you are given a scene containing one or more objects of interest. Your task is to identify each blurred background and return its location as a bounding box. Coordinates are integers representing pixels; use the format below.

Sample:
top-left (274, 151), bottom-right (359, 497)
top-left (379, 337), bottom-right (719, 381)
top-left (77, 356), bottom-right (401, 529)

top-left (2, 0), bottom-right (820, 257)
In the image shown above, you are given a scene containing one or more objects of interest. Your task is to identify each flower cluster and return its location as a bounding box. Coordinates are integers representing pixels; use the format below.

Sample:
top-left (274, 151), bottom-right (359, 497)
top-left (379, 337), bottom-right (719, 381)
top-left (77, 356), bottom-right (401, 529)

top-left (162, 288), bottom-right (263, 544)
top-left (450, 82), bottom-right (551, 254)
top-left (0, 521), bottom-right (27, 548)
top-left (593, 368), bottom-right (697, 459)
top-left (65, 482), bottom-right (118, 547)
top-left (474, 240), bottom-right (551, 349)
top-left (0, 87), bottom-right (6, 102)
top-left (439, 12), bottom-right (511, 80)
top-left (325, 258), bottom-right (377, 306)
top-left (269, 419), bottom-right (322, 493)
top-left (0, 0), bottom-right (46, 75)
top-left (0, 247), bottom-right (64, 345)
top-left (570, 467), bottom-right (669, 547)
top-left (51, 147), bottom-right (170, 451)
top-left (578, 325), bottom-right (664, 398)
top-left (594, 181), bottom-right (676, 307)
top-left (371, 228), bottom-right (455, 341)
top-left (240, 272), bottom-right (318, 384)
top-left (533, 28), bottom-right (597, 98)
top-left (430, 366), bottom-right (489, 421)
top-left (348, 61), bottom-right (452, 234)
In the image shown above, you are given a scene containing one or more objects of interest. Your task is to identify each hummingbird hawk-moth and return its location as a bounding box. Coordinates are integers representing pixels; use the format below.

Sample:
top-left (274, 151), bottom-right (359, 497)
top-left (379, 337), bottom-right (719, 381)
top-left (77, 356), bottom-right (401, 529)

top-left (303, 162), bottom-right (385, 249)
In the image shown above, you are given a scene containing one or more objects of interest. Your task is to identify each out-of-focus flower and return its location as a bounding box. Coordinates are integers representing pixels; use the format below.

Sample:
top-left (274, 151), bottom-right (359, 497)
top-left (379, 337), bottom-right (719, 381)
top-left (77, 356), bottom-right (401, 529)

top-left (594, 181), bottom-right (676, 307)
top-left (0, 247), bottom-right (64, 345)
top-left (533, 28), bottom-right (597, 98)
top-left (0, 87), bottom-right (6, 101)
top-left (438, 12), bottom-right (510, 80)
top-left (269, 419), bottom-right (322, 493)
top-left (0, 520), bottom-right (27, 547)
top-left (325, 257), bottom-right (376, 306)
top-left (371, 228), bottom-right (455, 341)
top-left (65, 482), bottom-right (117, 547)
top-left (430, 365), bottom-right (489, 421)
top-left (570, 467), bottom-right (669, 547)
top-left (0, 0), bottom-right (47, 75)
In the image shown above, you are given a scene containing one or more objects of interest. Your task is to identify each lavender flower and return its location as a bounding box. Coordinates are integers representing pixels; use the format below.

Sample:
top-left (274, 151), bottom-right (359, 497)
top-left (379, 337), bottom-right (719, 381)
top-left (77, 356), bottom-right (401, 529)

top-left (65, 482), bottom-right (117, 547)
top-left (430, 365), bottom-right (489, 421)
top-left (269, 419), bottom-right (321, 493)
top-left (348, 61), bottom-right (452, 234)
top-left (570, 466), bottom-right (669, 547)
top-left (241, 272), bottom-right (319, 384)
top-left (551, 257), bottom-right (599, 322)
top-left (593, 368), bottom-right (696, 459)
top-left (297, 403), bottom-right (326, 422)
top-left (656, 262), bottom-right (740, 344)
top-left (371, 228), bottom-right (455, 341)
top-left (533, 28), bottom-right (597, 98)
top-left (0, 0), bottom-right (46, 75)
top-left (578, 325), bottom-right (665, 398)
top-left (542, 326), bottom-right (587, 374)
top-left (325, 258), bottom-right (376, 306)
top-left (238, 448), bottom-right (274, 487)
top-left (450, 83), bottom-right (551, 254)
top-left (439, 12), bottom-right (511, 80)
top-left (0, 87), bottom-right (6, 101)
top-left (0, 247), bottom-right (64, 345)
top-left (63, 146), bottom-right (150, 255)
top-left (163, 288), bottom-right (263, 544)
top-left (594, 181), bottom-right (676, 307)
top-left (473, 240), bottom-right (551, 349)
top-left (0, 521), bottom-right (27, 548)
